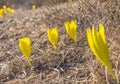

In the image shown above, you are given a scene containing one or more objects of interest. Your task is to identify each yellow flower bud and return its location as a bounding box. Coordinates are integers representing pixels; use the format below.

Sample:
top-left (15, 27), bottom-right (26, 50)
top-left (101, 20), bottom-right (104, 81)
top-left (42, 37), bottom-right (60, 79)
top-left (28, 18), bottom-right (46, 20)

top-left (86, 23), bottom-right (117, 80)
top-left (32, 5), bottom-right (37, 10)
top-left (47, 28), bottom-right (59, 49)
top-left (19, 37), bottom-right (32, 66)
top-left (64, 20), bottom-right (77, 43)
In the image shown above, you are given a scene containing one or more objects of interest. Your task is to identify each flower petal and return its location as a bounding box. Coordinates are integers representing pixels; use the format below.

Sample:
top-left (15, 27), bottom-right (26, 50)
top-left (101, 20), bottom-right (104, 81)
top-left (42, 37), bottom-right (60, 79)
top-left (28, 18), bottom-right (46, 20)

top-left (99, 23), bottom-right (107, 45)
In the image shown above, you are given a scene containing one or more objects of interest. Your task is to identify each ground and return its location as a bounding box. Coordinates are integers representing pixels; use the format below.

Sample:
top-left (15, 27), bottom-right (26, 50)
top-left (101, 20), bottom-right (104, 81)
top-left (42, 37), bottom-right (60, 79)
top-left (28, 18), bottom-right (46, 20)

top-left (0, 0), bottom-right (120, 84)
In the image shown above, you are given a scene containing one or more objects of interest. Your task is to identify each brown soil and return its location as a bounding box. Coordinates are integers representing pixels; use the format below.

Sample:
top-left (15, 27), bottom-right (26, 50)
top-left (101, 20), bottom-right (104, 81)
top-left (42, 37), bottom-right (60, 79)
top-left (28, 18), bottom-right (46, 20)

top-left (0, 0), bottom-right (120, 84)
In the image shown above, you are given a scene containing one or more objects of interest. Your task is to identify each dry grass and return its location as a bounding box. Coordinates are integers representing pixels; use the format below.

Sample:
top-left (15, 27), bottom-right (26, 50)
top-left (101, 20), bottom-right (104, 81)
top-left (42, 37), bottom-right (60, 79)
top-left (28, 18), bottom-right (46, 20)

top-left (0, 0), bottom-right (120, 84)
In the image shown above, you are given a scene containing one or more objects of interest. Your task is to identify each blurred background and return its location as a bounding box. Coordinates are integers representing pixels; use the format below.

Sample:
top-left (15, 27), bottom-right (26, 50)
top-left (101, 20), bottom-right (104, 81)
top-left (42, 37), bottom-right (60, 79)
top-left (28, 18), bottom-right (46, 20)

top-left (0, 0), bottom-right (75, 9)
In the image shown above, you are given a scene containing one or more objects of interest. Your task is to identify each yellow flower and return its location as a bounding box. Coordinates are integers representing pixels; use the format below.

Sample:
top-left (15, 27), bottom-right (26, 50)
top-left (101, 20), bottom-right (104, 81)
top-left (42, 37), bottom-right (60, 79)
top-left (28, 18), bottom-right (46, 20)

top-left (2, 5), bottom-right (7, 14)
top-left (0, 9), bottom-right (3, 18)
top-left (47, 28), bottom-right (59, 49)
top-left (19, 37), bottom-right (32, 66)
top-left (3, 5), bottom-right (7, 10)
top-left (32, 5), bottom-right (37, 10)
top-left (7, 7), bottom-right (14, 14)
top-left (64, 20), bottom-right (77, 43)
top-left (86, 23), bottom-right (117, 80)
top-left (10, 9), bottom-right (14, 14)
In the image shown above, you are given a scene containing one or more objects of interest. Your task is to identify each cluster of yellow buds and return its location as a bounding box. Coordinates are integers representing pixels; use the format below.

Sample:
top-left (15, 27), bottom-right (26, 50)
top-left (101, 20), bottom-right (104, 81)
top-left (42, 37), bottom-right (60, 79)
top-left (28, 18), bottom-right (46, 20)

top-left (0, 5), bottom-right (14, 18)
top-left (47, 22), bottom-right (117, 81)
top-left (47, 20), bottom-right (77, 49)
top-left (18, 20), bottom-right (117, 82)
